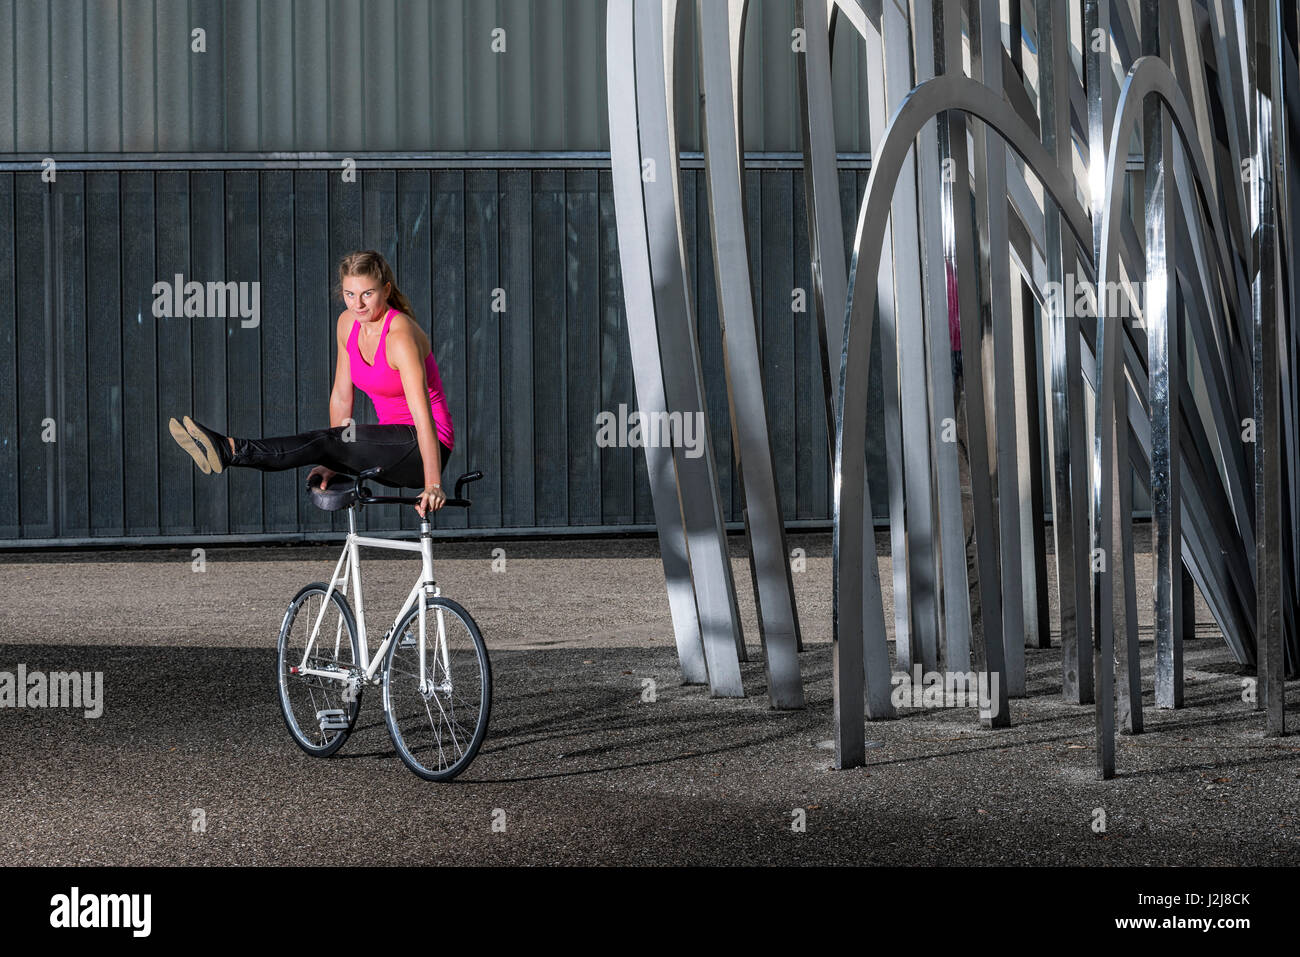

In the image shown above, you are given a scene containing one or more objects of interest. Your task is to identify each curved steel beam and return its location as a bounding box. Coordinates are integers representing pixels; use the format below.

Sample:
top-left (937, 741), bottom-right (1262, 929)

top-left (606, 0), bottom-right (708, 686)
top-left (697, 0), bottom-right (805, 708)
top-left (606, 0), bottom-right (747, 696)
top-left (1094, 54), bottom-right (1257, 775)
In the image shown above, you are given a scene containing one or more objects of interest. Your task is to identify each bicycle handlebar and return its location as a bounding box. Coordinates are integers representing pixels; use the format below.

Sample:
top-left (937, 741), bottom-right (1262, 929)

top-left (307, 466), bottom-right (483, 510)
top-left (354, 466), bottom-right (483, 509)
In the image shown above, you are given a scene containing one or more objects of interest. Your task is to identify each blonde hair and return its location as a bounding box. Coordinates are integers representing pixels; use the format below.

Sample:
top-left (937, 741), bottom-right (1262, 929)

top-left (337, 250), bottom-right (416, 321)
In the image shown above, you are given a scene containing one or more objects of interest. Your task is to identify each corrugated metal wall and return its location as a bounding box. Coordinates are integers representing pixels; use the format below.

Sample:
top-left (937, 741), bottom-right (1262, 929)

top-left (0, 163), bottom-right (893, 544)
top-left (0, 0), bottom-right (872, 153)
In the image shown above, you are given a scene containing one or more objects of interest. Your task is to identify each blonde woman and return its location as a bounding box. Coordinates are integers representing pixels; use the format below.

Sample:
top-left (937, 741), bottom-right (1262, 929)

top-left (170, 250), bottom-right (455, 517)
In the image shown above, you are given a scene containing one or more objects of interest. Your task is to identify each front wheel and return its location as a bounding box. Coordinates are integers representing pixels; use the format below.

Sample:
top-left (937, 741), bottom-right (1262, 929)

top-left (383, 595), bottom-right (491, 781)
top-left (277, 583), bottom-right (362, 758)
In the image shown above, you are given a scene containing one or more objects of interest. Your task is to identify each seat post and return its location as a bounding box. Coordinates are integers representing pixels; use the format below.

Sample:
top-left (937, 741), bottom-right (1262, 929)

top-left (347, 506), bottom-right (358, 535)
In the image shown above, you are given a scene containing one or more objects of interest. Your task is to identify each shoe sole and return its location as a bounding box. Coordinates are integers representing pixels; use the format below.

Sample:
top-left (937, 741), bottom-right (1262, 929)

top-left (169, 418), bottom-right (211, 475)
top-left (183, 416), bottom-right (225, 474)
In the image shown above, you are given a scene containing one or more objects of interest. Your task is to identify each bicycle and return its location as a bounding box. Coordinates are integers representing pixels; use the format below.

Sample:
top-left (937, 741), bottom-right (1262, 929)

top-left (276, 465), bottom-right (491, 782)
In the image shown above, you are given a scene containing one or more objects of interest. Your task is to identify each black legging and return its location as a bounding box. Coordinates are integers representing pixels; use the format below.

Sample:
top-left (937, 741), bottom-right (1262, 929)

top-left (230, 424), bottom-right (452, 490)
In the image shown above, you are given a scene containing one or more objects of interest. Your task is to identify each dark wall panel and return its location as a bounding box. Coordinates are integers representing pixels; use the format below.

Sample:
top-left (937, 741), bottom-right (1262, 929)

top-left (500, 169), bottom-right (535, 528)
top-left (565, 169), bottom-right (600, 525)
top-left (533, 169), bottom-right (568, 527)
top-left (292, 170), bottom-right (332, 534)
top-left (0, 175), bottom-right (18, 537)
top-left (119, 172), bottom-right (158, 534)
top-left (0, 164), bottom-right (869, 545)
top-left (597, 169), bottom-right (634, 527)
top-left (465, 170), bottom-right (503, 528)
top-left (261, 170), bottom-right (299, 532)
top-left (86, 172), bottom-right (125, 537)
top-left (225, 172), bottom-right (263, 534)
top-left (156, 171), bottom-right (195, 535)
top-left (191, 170), bottom-right (230, 535)
top-left (431, 169), bottom-right (469, 531)
top-left (54, 174), bottom-right (89, 537)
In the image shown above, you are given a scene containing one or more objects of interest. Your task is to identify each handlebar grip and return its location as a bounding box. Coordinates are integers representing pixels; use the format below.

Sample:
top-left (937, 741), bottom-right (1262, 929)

top-left (454, 470), bottom-right (484, 500)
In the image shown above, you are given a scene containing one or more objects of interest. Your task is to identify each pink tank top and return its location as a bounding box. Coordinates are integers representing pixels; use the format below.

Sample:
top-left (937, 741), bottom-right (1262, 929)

top-left (347, 308), bottom-right (455, 450)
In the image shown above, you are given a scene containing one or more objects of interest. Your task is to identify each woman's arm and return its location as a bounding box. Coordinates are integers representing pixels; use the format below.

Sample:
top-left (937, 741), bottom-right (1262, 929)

top-left (387, 319), bottom-right (445, 514)
top-left (330, 311), bottom-right (356, 427)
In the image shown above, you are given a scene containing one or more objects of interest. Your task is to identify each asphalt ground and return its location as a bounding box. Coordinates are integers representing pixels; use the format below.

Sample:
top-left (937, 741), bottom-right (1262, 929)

top-left (0, 530), bottom-right (1296, 866)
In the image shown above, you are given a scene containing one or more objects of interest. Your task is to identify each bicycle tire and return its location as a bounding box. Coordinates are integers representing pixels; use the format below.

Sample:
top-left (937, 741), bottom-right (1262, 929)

top-left (382, 595), bottom-right (491, 782)
top-left (277, 582), bottom-right (363, 758)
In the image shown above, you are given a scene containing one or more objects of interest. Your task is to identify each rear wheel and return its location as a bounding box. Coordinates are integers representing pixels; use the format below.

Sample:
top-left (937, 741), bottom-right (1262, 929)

top-left (383, 596), bottom-right (491, 781)
top-left (277, 583), bottom-right (362, 757)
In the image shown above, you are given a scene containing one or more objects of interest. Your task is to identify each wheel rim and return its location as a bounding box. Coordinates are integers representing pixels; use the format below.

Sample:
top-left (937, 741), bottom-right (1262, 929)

top-left (385, 602), bottom-right (487, 778)
top-left (279, 589), bottom-right (359, 752)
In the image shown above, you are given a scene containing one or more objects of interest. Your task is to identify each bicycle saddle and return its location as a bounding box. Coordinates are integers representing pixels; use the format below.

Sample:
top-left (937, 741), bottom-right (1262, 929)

top-left (306, 473), bottom-right (359, 511)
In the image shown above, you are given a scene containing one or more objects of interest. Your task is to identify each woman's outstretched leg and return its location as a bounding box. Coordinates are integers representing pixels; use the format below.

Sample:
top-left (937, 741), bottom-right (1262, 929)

top-left (170, 415), bottom-right (348, 475)
top-left (169, 416), bottom-right (443, 489)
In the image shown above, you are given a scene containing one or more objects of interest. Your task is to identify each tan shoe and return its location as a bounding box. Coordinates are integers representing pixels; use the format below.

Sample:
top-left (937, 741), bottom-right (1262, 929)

top-left (169, 417), bottom-right (211, 475)
top-left (183, 416), bottom-right (228, 474)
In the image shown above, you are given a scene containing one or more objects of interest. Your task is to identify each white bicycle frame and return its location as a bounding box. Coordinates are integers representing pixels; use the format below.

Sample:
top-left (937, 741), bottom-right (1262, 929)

top-left (296, 508), bottom-right (448, 695)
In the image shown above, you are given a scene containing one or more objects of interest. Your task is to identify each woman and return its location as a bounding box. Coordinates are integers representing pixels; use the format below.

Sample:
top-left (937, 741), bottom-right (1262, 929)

top-left (170, 250), bottom-right (455, 518)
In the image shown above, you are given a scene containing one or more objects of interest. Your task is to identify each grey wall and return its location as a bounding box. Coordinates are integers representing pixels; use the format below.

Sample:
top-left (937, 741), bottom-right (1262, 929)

top-left (0, 162), bottom-right (894, 544)
top-left (0, 0), bottom-right (873, 154)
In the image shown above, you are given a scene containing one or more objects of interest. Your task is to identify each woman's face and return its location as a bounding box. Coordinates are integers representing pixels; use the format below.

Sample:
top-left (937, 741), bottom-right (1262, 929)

top-left (341, 275), bottom-right (390, 322)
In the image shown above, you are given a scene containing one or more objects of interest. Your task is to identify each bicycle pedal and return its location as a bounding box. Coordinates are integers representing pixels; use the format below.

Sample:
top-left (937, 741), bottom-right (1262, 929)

top-left (316, 709), bottom-right (351, 732)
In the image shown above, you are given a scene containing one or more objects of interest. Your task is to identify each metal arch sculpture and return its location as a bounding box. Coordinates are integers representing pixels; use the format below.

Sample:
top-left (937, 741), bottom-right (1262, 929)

top-left (831, 72), bottom-right (1096, 768)
top-left (606, 0), bottom-right (1296, 776)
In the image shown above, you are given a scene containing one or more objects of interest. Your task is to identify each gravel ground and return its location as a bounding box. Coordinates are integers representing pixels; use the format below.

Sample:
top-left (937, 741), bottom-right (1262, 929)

top-left (0, 530), bottom-right (1296, 866)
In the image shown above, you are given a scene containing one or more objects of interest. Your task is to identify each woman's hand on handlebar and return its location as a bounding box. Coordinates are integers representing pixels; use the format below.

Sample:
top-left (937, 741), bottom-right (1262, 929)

top-left (416, 484), bottom-right (446, 517)
top-left (308, 465), bottom-right (339, 490)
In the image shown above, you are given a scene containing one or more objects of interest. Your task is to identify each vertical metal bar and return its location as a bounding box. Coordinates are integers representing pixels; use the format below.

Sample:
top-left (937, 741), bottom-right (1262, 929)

top-left (892, 1), bottom-right (946, 674)
top-left (1087, 0), bottom-right (1120, 776)
top-left (1250, 0), bottom-right (1286, 735)
top-left (1037, 0), bottom-right (1094, 704)
top-left (697, 0), bottom-right (805, 708)
top-left (1145, 0), bottom-right (1183, 711)
top-left (910, 0), bottom-right (972, 675)
top-left (798, 0), bottom-right (891, 702)
top-left (636, 0), bottom-right (746, 696)
top-left (970, 0), bottom-right (1024, 697)
top-left (877, 0), bottom-right (942, 675)
top-left (858, 2), bottom-right (915, 674)
top-left (606, 0), bottom-right (711, 687)
top-left (946, 0), bottom-right (1010, 726)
